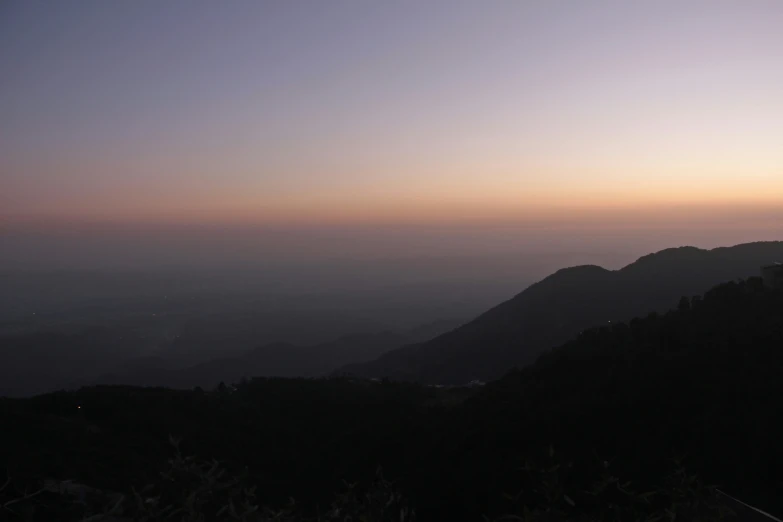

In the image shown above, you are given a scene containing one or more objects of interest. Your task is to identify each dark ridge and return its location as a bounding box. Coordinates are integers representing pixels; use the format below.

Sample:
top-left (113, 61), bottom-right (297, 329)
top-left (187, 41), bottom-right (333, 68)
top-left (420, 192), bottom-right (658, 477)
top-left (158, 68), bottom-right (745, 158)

top-left (339, 241), bottom-right (783, 384)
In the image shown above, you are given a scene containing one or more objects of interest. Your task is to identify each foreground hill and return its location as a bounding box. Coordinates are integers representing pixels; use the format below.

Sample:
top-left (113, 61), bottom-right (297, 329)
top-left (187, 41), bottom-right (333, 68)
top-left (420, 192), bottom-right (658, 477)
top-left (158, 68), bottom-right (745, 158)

top-left (1, 277), bottom-right (782, 520)
top-left (340, 241), bottom-right (783, 383)
top-left (411, 276), bottom-right (783, 518)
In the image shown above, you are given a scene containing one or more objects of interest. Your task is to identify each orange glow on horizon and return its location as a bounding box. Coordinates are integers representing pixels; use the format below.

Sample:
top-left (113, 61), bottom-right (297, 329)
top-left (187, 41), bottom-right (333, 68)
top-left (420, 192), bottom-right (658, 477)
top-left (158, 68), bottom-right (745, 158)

top-left (5, 194), bottom-right (782, 233)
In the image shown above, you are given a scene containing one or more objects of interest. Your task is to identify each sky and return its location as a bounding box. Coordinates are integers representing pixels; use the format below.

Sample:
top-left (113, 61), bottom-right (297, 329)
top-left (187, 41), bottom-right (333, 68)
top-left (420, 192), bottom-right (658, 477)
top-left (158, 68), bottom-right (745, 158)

top-left (1, 0), bottom-right (782, 270)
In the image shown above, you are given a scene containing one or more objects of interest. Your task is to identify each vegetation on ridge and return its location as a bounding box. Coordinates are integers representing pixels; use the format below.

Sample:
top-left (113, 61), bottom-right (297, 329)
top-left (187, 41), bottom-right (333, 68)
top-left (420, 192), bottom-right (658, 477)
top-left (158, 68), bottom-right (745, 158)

top-left (1, 438), bottom-right (733, 521)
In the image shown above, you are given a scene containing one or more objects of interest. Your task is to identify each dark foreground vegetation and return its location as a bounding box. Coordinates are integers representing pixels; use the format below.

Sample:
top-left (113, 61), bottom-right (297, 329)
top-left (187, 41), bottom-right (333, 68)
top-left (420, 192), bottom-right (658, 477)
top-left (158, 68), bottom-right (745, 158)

top-left (2, 278), bottom-right (781, 520)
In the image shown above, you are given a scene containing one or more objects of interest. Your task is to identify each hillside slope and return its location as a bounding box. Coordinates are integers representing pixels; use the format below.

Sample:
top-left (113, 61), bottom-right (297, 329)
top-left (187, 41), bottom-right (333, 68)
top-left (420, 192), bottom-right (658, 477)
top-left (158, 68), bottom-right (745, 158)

top-left (413, 276), bottom-right (783, 518)
top-left (340, 241), bottom-right (783, 383)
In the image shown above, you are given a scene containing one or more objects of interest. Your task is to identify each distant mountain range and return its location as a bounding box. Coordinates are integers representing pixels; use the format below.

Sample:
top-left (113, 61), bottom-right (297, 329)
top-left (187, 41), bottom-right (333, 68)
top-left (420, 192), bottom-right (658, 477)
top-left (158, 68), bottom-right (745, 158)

top-left (87, 319), bottom-right (462, 390)
top-left (339, 241), bottom-right (783, 384)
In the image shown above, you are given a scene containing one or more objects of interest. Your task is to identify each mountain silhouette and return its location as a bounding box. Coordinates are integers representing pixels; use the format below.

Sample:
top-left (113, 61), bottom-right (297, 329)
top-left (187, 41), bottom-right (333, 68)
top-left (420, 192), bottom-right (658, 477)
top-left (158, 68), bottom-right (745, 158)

top-left (338, 241), bottom-right (783, 383)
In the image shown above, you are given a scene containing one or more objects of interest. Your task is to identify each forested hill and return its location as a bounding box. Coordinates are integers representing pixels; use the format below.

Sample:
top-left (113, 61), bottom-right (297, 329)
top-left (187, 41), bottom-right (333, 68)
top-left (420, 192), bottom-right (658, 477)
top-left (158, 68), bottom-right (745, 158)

top-left (1, 277), bottom-right (782, 520)
top-left (340, 241), bottom-right (783, 384)
top-left (416, 276), bottom-right (783, 518)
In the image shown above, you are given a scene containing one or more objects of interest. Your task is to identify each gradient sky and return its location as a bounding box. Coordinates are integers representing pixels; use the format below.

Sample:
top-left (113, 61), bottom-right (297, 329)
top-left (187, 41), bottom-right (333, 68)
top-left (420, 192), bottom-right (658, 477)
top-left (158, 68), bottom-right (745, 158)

top-left (1, 1), bottom-right (782, 260)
